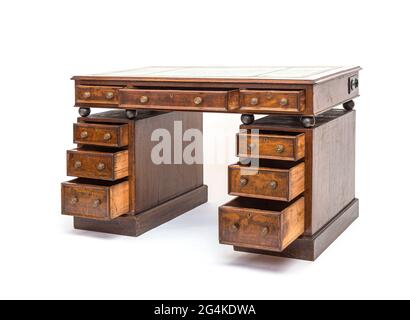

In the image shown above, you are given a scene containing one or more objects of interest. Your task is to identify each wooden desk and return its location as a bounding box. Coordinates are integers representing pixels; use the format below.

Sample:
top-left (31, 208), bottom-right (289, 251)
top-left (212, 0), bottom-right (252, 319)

top-left (62, 66), bottom-right (360, 261)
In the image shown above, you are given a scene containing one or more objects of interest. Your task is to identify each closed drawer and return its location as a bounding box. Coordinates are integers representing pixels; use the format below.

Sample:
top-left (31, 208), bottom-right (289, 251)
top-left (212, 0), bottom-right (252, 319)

top-left (239, 90), bottom-right (305, 113)
top-left (75, 85), bottom-right (120, 105)
top-left (74, 123), bottom-right (129, 147)
top-left (228, 162), bottom-right (305, 201)
top-left (61, 179), bottom-right (129, 220)
top-left (237, 132), bottom-right (305, 161)
top-left (119, 88), bottom-right (237, 111)
top-left (219, 197), bottom-right (305, 252)
top-left (67, 148), bottom-right (128, 181)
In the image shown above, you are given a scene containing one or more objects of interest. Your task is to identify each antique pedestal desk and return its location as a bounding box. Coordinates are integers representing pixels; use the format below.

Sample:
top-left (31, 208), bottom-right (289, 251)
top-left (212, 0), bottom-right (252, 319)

top-left (62, 66), bottom-right (360, 261)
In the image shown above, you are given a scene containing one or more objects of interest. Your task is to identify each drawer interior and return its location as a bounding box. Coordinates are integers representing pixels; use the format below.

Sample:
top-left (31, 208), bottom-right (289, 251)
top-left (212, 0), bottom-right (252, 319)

top-left (222, 196), bottom-right (296, 212)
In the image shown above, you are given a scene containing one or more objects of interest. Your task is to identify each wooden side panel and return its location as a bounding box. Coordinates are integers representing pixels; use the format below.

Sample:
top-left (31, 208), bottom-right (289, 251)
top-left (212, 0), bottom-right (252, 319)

top-left (113, 151), bottom-right (129, 180)
top-left (295, 134), bottom-right (306, 160)
top-left (281, 197), bottom-right (305, 249)
top-left (109, 181), bottom-right (129, 219)
top-left (311, 111), bottom-right (356, 234)
top-left (313, 72), bottom-right (359, 114)
top-left (134, 112), bottom-right (204, 213)
top-left (289, 162), bottom-right (305, 200)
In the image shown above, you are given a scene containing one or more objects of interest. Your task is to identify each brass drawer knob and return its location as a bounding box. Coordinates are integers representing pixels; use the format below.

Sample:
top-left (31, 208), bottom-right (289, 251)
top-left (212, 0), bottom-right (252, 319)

top-left (270, 181), bottom-right (278, 190)
top-left (105, 92), bottom-right (114, 100)
top-left (239, 177), bottom-right (248, 186)
top-left (247, 143), bottom-right (256, 151)
top-left (275, 144), bottom-right (285, 153)
top-left (80, 131), bottom-right (88, 139)
top-left (74, 160), bottom-right (82, 169)
top-left (97, 162), bottom-right (105, 171)
top-left (261, 226), bottom-right (269, 236)
top-left (70, 197), bottom-right (78, 204)
top-left (92, 199), bottom-right (101, 208)
top-left (82, 91), bottom-right (91, 99)
top-left (250, 97), bottom-right (259, 105)
top-left (193, 96), bottom-right (203, 105)
top-left (280, 98), bottom-right (288, 106)
top-left (139, 95), bottom-right (149, 103)
top-left (103, 133), bottom-right (112, 141)
top-left (231, 223), bottom-right (240, 232)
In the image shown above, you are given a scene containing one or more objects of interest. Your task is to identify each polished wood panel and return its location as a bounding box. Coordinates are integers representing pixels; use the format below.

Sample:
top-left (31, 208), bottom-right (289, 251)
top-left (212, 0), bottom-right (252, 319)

top-left (234, 198), bottom-right (359, 261)
top-left (239, 90), bottom-right (305, 113)
top-left (73, 123), bottom-right (129, 147)
top-left (67, 148), bottom-right (128, 181)
top-left (228, 163), bottom-right (305, 201)
top-left (61, 179), bottom-right (129, 220)
top-left (236, 132), bottom-right (305, 161)
top-left (74, 185), bottom-right (208, 236)
top-left (75, 85), bottom-right (120, 106)
top-left (219, 197), bottom-right (304, 252)
top-left (119, 88), bottom-right (234, 112)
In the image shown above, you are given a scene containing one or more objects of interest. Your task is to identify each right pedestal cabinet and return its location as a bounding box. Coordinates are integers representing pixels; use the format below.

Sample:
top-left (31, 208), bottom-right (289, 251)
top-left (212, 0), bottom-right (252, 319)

top-left (219, 109), bottom-right (358, 261)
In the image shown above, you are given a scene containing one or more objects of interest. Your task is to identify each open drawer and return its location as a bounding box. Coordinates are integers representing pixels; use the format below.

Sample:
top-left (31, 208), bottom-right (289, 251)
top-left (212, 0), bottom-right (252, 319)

top-left (219, 197), bottom-right (305, 252)
top-left (61, 179), bottom-right (129, 220)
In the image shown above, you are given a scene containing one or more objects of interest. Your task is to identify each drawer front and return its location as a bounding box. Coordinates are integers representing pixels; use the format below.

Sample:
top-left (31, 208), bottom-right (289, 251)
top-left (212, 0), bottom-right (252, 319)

top-left (119, 88), bottom-right (233, 111)
top-left (61, 179), bottom-right (129, 220)
top-left (237, 133), bottom-right (305, 161)
top-left (74, 123), bottom-right (129, 147)
top-left (239, 90), bottom-right (305, 113)
top-left (75, 85), bottom-right (120, 105)
top-left (219, 197), bottom-right (305, 252)
top-left (67, 149), bottom-right (129, 181)
top-left (228, 163), bottom-right (305, 201)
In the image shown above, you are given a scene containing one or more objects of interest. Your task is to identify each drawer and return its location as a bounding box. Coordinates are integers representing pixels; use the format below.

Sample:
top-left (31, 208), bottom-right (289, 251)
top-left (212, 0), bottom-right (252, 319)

top-left (239, 90), bottom-right (305, 113)
top-left (61, 179), bottom-right (129, 220)
top-left (74, 123), bottom-right (129, 147)
top-left (237, 132), bottom-right (305, 161)
top-left (228, 162), bottom-right (305, 201)
top-left (119, 88), bottom-right (238, 111)
top-left (67, 148), bottom-right (129, 181)
top-left (219, 197), bottom-right (305, 252)
top-left (75, 85), bottom-right (120, 105)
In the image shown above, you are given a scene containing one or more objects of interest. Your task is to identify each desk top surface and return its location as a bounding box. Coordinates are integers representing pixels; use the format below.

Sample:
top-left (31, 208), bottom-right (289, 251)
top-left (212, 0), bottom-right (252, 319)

top-left (73, 66), bottom-right (360, 84)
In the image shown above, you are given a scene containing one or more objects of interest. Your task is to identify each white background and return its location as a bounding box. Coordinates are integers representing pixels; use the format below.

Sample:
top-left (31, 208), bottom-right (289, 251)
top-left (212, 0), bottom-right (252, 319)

top-left (0, 0), bottom-right (409, 299)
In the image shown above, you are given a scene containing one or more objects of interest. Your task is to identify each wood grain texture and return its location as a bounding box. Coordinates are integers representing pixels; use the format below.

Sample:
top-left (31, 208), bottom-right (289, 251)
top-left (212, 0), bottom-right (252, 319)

top-left (219, 197), bottom-right (304, 252)
top-left (73, 185), bottom-right (208, 236)
top-left (234, 198), bottom-right (359, 261)
top-left (73, 123), bottom-right (129, 147)
top-left (75, 85), bottom-right (120, 107)
top-left (61, 179), bottom-right (129, 220)
top-left (228, 163), bottom-right (305, 202)
top-left (67, 148), bottom-right (128, 181)
top-left (239, 89), bottom-right (305, 113)
top-left (236, 132), bottom-right (305, 161)
top-left (313, 72), bottom-right (360, 114)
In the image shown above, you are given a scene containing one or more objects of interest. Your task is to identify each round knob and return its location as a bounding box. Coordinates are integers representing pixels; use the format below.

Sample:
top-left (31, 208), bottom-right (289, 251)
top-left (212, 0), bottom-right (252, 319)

top-left (103, 133), bottom-right (111, 141)
top-left (247, 143), bottom-right (256, 151)
top-left (270, 181), bottom-right (278, 190)
top-left (261, 226), bottom-right (269, 236)
top-left (105, 92), bottom-right (114, 100)
top-left (239, 177), bottom-right (248, 187)
top-left (193, 97), bottom-right (203, 105)
top-left (139, 95), bottom-right (149, 103)
top-left (70, 197), bottom-right (78, 204)
top-left (80, 131), bottom-right (88, 139)
top-left (97, 162), bottom-right (105, 171)
top-left (275, 144), bottom-right (285, 153)
top-left (280, 98), bottom-right (288, 106)
top-left (74, 160), bottom-right (82, 169)
top-left (250, 97), bottom-right (259, 105)
top-left (92, 199), bottom-right (101, 208)
top-left (231, 223), bottom-right (240, 232)
top-left (82, 91), bottom-right (91, 99)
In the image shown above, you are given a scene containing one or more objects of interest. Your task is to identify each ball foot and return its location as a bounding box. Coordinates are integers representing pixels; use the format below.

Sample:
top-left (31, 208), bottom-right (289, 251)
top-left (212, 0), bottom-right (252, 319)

top-left (241, 114), bottom-right (255, 125)
top-left (126, 110), bottom-right (138, 119)
top-left (343, 100), bottom-right (355, 111)
top-left (301, 117), bottom-right (316, 128)
top-left (78, 107), bottom-right (91, 117)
